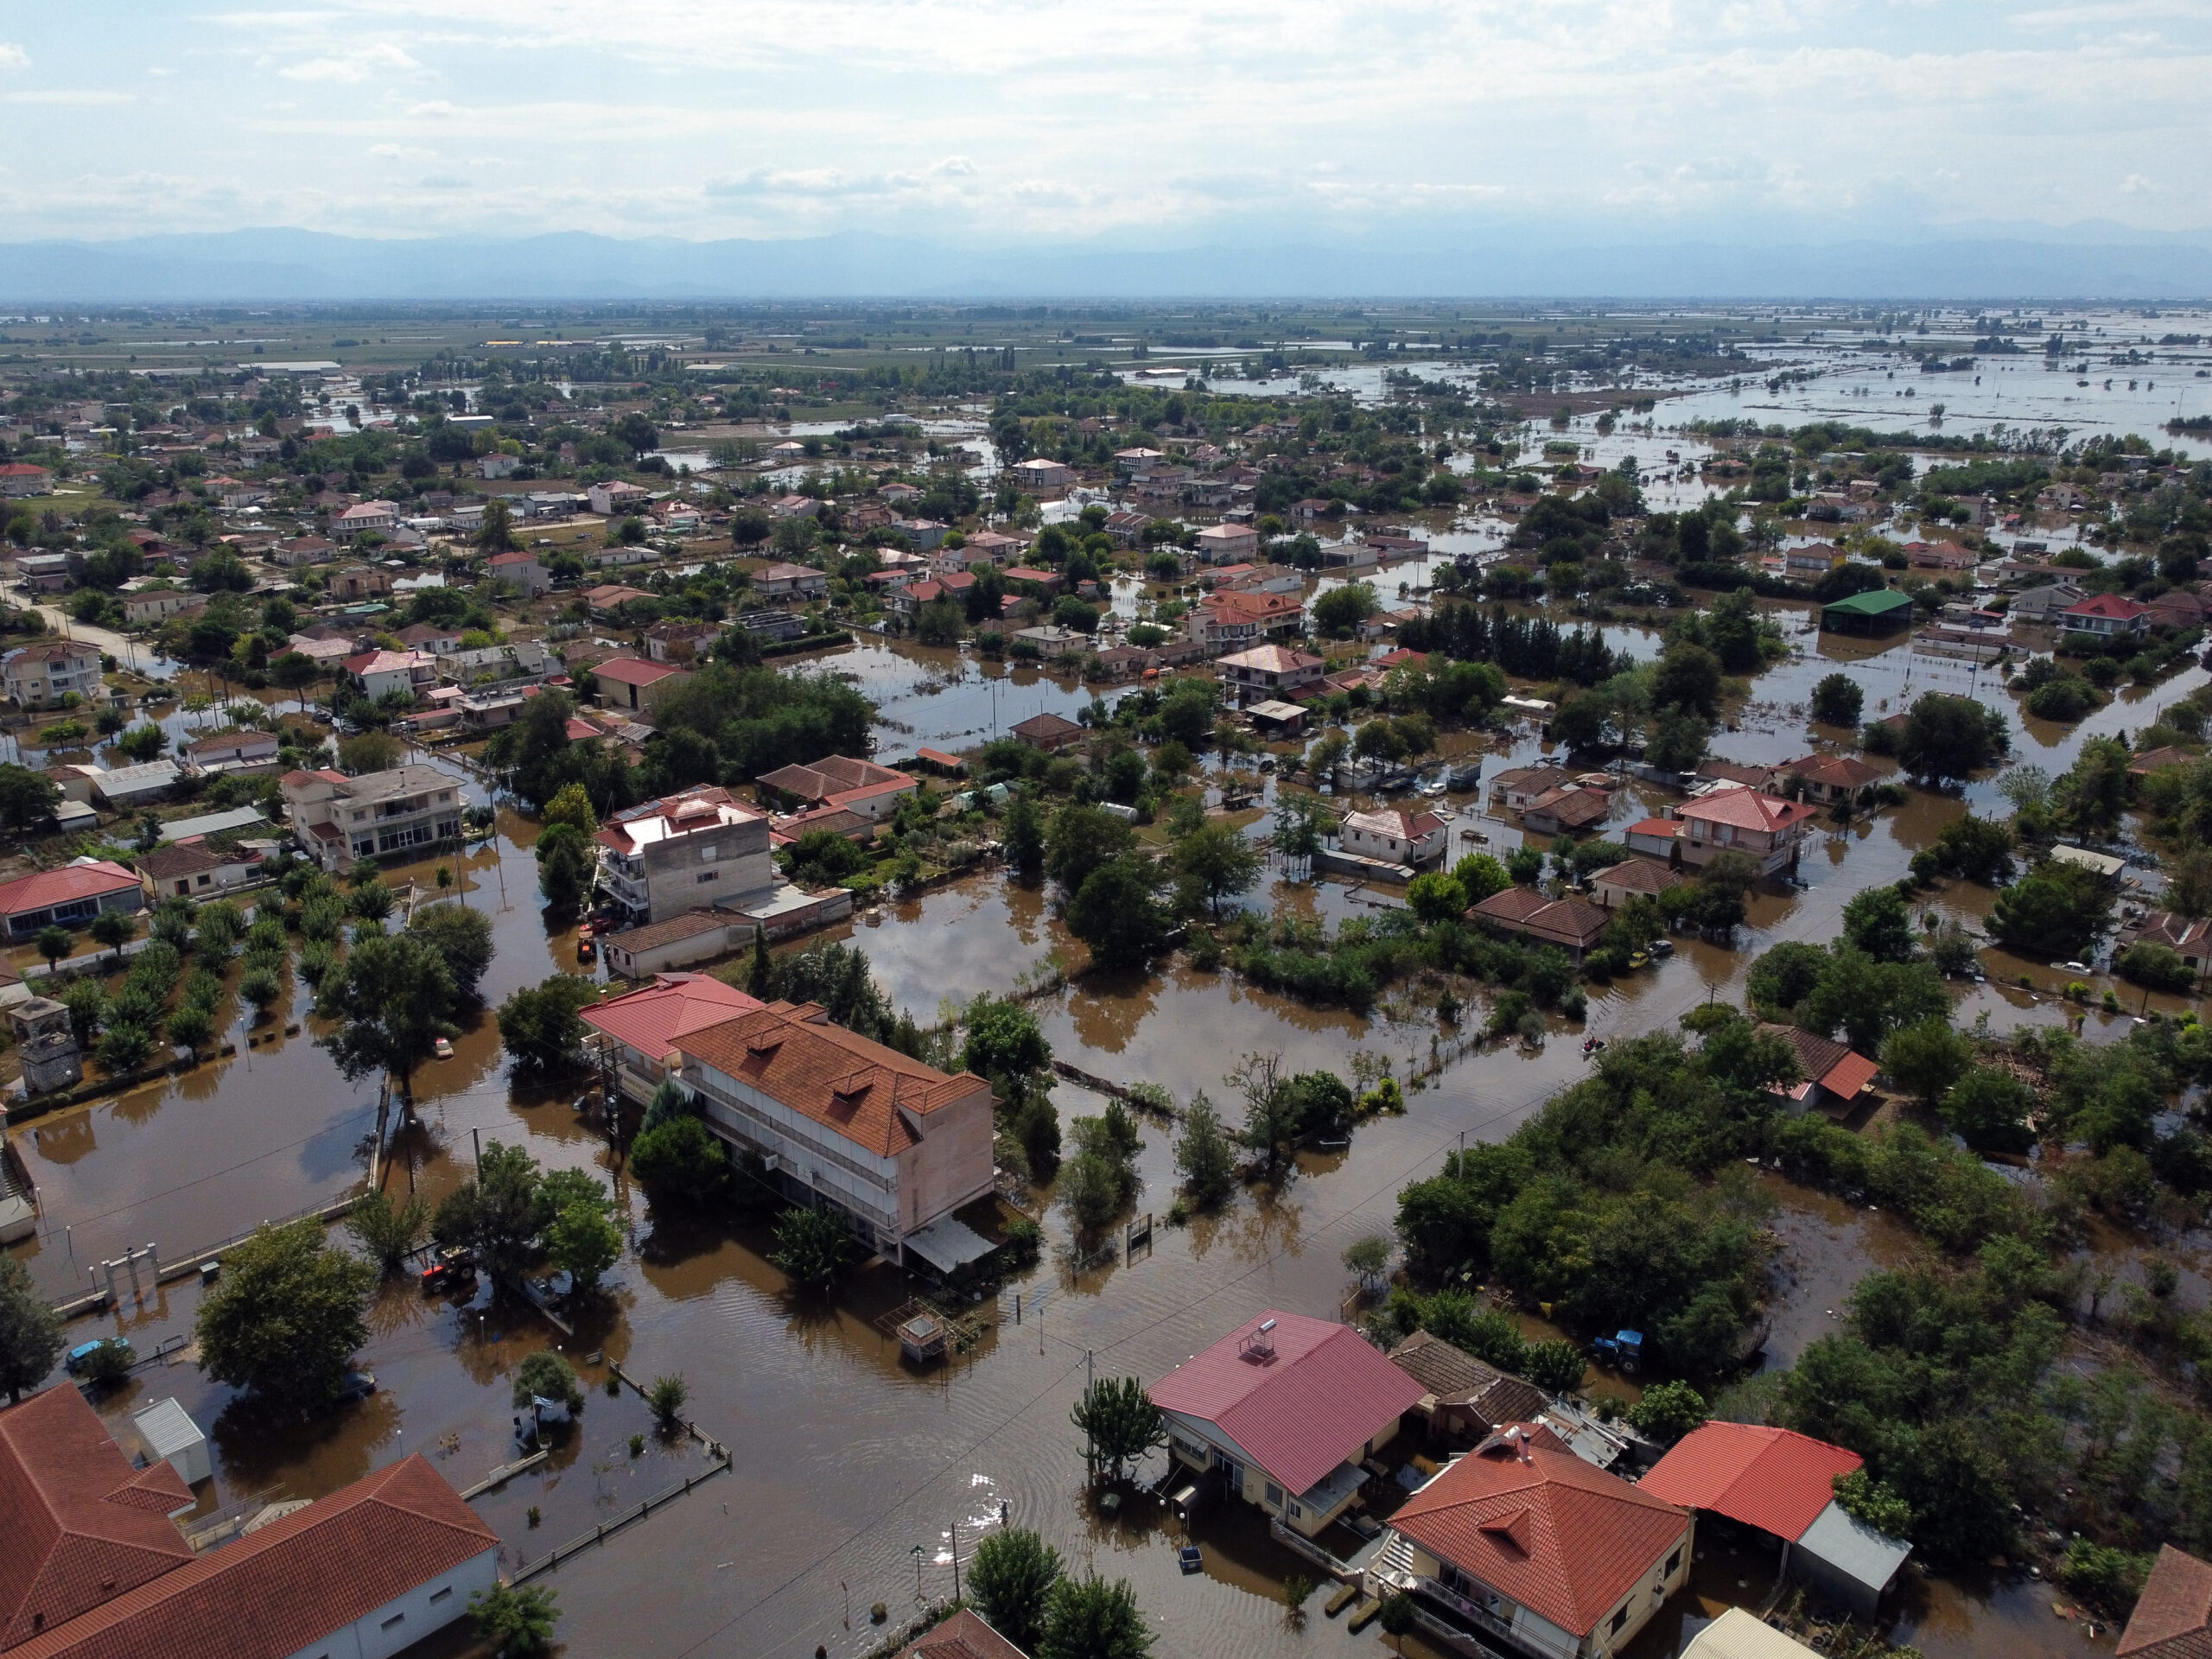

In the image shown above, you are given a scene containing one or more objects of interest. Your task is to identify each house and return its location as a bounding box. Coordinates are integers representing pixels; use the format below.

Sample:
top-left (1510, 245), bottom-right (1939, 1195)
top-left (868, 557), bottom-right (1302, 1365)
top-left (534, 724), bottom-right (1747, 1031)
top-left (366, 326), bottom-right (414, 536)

top-left (1217, 562), bottom-right (1305, 596)
top-left (1820, 589), bottom-right (1914, 633)
top-left (582, 583), bottom-right (653, 618)
top-left (1676, 788), bottom-right (1816, 876)
top-left (588, 479), bottom-right (652, 517)
top-left (645, 618), bottom-right (722, 664)
top-left (2051, 842), bottom-right (2126, 881)
top-left (2120, 1545), bottom-right (2212, 1659)
top-left (594, 785), bottom-right (777, 925)
top-left (2, 642), bottom-right (104, 709)
top-left (963, 530), bottom-right (1021, 565)
top-left (1193, 523), bottom-right (1261, 565)
top-left (394, 621), bottom-right (463, 654)
top-left (1388, 1331), bottom-right (1550, 1445)
top-left (271, 534), bottom-right (337, 568)
top-left (206, 474), bottom-right (268, 511)
top-left (1114, 446), bottom-right (1166, 473)
top-left (119, 587), bottom-right (200, 627)
top-left (1758, 1024), bottom-right (1880, 1114)
top-left (1682, 1608), bottom-right (1824, 1659)
top-left (1368, 1423), bottom-right (1694, 1659)
top-left (87, 760), bottom-right (180, 808)
top-left (2129, 745), bottom-right (2197, 779)
top-left (0, 462), bottom-right (53, 497)
top-left (1103, 508), bottom-right (1150, 547)
top-left (1342, 808), bottom-right (1449, 867)
top-left (1190, 589), bottom-right (1304, 653)
top-left (755, 755), bottom-right (920, 822)
top-left (1639, 1421), bottom-right (1908, 1618)
top-left (137, 838), bottom-right (264, 899)
top-left (1011, 711), bottom-right (1084, 753)
top-left (1590, 857), bottom-right (1685, 908)
top-left (2115, 910), bottom-right (2212, 976)
top-left (892, 517), bottom-right (946, 551)
top-left (878, 480), bottom-right (922, 506)
top-left (335, 499), bottom-right (399, 536)
top-left (589, 656), bottom-right (690, 713)
top-left (671, 999), bottom-right (998, 1269)
top-left (753, 562), bottom-right (829, 601)
top-left (326, 563), bottom-right (394, 601)
top-left (157, 805), bottom-right (267, 842)
top-left (582, 972), bottom-right (766, 1096)
top-left (1011, 456), bottom-right (1071, 496)
top-left (1149, 1310), bottom-right (1425, 1538)
top-left (1522, 785), bottom-right (1612, 838)
top-left (0, 1384), bottom-right (496, 1659)
top-left (2007, 580), bottom-right (2088, 624)
top-left (1783, 543), bottom-right (1846, 579)
top-left (2149, 589), bottom-right (2209, 630)
top-left (486, 549), bottom-right (551, 594)
top-left (180, 728), bottom-right (281, 779)
top-left (1216, 643), bottom-right (1325, 704)
top-left (2061, 594), bottom-right (2152, 639)
top-left (1624, 816), bottom-right (1683, 861)
top-left (1696, 759), bottom-right (1782, 792)
top-left (1465, 888), bottom-right (1612, 962)
top-left (1491, 765), bottom-right (1575, 812)
top-left (892, 1609), bottom-right (1028, 1659)
top-left (342, 648), bottom-right (435, 702)
top-left (768, 494), bottom-right (822, 519)
top-left (283, 765), bottom-right (464, 868)
top-left (1774, 753), bottom-right (1885, 807)
top-left (0, 860), bottom-right (143, 938)
top-left (1000, 566), bottom-right (1065, 597)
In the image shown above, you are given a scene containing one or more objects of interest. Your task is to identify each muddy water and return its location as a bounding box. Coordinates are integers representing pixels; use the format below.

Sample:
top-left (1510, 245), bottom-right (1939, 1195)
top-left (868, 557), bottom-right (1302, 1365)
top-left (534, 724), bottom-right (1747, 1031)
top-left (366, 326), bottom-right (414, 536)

top-left (798, 635), bottom-right (1130, 762)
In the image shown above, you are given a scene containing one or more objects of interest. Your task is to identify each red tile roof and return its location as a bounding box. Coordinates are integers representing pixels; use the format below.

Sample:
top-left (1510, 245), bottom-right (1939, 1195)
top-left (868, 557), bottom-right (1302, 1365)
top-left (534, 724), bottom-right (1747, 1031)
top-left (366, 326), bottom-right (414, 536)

top-left (2063, 594), bottom-right (2150, 620)
top-left (680, 1001), bottom-right (990, 1158)
top-left (1147, 1310), bottom-right (1424, 1497)
top-left (1680, 788), bottom-right (1815, 835)
top-left (582, 972), bottom-right (764, 1059)
top-left (1390, 1427), bottom-right (1689, 1638)
top-left (0, 1388), bottom-right (194, 1649)
top-left (1637, 1421), bottom-right (1861, 1543)
top-left (756, 756), bottom-right (911, 803)
top-left (7, 1453), bottom-right (497, 1659)
top-left (0, 862), bottom-right (143, 919)
top-left (2120, 1545), bottom-right (2212, 1659)
top-left (1626, 816), bottom-right (1681, 839)
top-left (592, 656), bottom-right (685, 689)
top-left (897, 1608), bottom-right (1030, 1659)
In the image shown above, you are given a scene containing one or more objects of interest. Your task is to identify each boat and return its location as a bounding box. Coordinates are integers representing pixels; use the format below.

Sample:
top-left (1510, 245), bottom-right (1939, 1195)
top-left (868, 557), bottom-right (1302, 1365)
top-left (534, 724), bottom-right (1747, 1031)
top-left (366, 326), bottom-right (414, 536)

top-left (1446, 763), bottom-right (1481, 791)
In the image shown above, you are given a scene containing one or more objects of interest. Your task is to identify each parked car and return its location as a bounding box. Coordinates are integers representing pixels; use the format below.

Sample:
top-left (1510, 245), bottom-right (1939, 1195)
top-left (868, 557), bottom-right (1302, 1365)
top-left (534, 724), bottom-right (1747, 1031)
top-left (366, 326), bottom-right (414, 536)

top-left (432, 1037), bottom-right (454, 1060)
top-left (332, 1370), bottom-right (378, 1405)
top-left (65, 1337), bottom-right (132, 1376)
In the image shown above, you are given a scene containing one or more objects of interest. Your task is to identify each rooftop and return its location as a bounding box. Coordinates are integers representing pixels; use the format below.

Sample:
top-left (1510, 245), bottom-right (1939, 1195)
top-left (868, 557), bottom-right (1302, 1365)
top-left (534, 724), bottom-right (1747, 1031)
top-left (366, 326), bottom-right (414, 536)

top-left (597, 786), bottom-right (765, 856)
top-left (0, 861), bottom-right (143, 916)
top-left (582, 970), bottom-right (764, 1055)
top-left (1637, 1421), bottom-right (1861, 1543)
top-left (2120, 1544), bottom-right (2212, 1659)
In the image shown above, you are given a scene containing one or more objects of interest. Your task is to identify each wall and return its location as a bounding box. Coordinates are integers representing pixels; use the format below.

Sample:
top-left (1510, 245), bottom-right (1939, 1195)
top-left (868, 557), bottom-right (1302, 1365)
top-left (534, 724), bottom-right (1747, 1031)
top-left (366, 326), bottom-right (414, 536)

top-left (641, 817), bottom-right (774, 923)
top-left (891, 1085), bottom-right (996, 1236)
top-left (284, 1546), bottom-right (497, 1659)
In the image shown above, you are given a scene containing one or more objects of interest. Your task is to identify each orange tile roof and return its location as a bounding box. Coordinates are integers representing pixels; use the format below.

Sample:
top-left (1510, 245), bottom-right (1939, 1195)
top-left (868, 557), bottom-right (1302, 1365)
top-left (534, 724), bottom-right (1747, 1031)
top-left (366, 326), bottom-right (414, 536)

top-left (898, 1608), bottom-right (1030, 1659)
top-left (582, 972), bottom-right (764, 1059)
top-left (1679, 787), bottom-right (1815, 835)
top-left (0, 862), bottom-right (143, 919)
top-left (680, 1001), bottom-right (989, 1158)
top-left (1391, 1429), bottom-right (1688, 1637)
top-left (7, 1454), bottom-right (497, 1659)
top-left (1637, 1421), bottom-right (1861, 1543)
top-left (2120, 1545), bottom-right (2212, 1659)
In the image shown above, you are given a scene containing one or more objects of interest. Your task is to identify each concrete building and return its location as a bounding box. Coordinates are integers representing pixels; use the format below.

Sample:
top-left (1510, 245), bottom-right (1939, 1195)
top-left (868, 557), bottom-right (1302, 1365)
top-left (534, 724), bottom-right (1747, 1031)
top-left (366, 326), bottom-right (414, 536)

top-left (2, 643), bottom-right (104, 709)
top-left (179, 728), bottom-right (281, 779)
top-left (283, 765), bottom-right (466, 868)
top-left (1675, 788), bottom-right (1816, 876)
top-left (10, 996), bottom-right (83, 1094)
top-left (137, 839), bottom-right (265, 899)
top-left (1341, 807), bottom-right (1449, 866)
top-left (590, 656), bottom-right (691, 714)
top-left (485, 549), bottom-right (552, 594)
top-left (0, 861), bottom-right (143, 938)
top-left (1149, 1310), bottom-right (1424, 1539)
top-left (593, 785), bottom-right (776, 926)
top-left (1217, 643), bottom-right (1325, 704)
top-left (671, 1000), bottom-right (998, 1271)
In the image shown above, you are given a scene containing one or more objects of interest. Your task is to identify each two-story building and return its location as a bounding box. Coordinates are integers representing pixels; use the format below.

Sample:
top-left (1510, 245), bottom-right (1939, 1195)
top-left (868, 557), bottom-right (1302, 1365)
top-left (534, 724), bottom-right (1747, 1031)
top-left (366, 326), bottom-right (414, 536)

top-left (1149, 1310), bottom-right (1424, 1539)
top-left (2059, 594), bottom-right (2151, 639)
top-left (1369, 1424), bottom-right (1694, 1659)
top-left (1, 642), bottom-right (104, 709)
top-left (342, 648), bottom-right (436, 702)
top-left (180, 729), bottom-right (281, 779)
top-left (593, 785), bottom-right (776, 925)
top-left (1189, 589), bottom-right (1304, 654)
top-left (1340, 807), bottom-right (1449, 867)
top-left (283, 765), bottom-right (466, 868)
top-left (754, 755), bottom-right (919, 823)
top-left (1193, 522), bottom-right (1261, 565)
top-left (671, 999), bottom-right (998, 1271)
top-left (485, 549), bottom-right (551, 594)
top-left (753, 562), bottom-right (829, 602)
top-left (1675, 787), bottom-right (1816, 876)
top-left (588, 480), bottom-right (652, 517)
top-left (1217, 643), bottom-right (1325, 705)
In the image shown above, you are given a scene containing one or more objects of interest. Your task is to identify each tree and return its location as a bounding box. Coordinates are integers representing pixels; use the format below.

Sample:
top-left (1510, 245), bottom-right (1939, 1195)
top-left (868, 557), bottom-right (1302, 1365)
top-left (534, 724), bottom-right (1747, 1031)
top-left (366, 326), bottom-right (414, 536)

top-left (1169, 823), bottom-right (1259, 918)
top-left (114, 722), bottom-right (167, 762)
top-left (1376, 1593), bottom-right (1418, 1654)
top-left (1065, 855), bottom-right (1169, 971)
top-left (0, 764), bottom-right (60, 833)
top-left (1798, 949), bottom-right (1951, 1055)
top-left (321, 932), bottom-right (457, 1107)
top-left (346, 1189), bottom-right (430, 1272)
top-left (1522, 1338), bottom-right (1587, 1393)
top-left (543, 1200), bottom-right (622, 1290)
top-left (770, 1205), bottom-right (854, 1291)
top-left (89, 908), bottom-right (134, 966)
top-left (495, 976), bottom-right (598, 1071)
top-left (970, 1528), bottom-right (1064, 1651)
top-left (434, 1140), bottom-right (545, 1278)
top-left (1001, 791), bottom-right (1045, 878)
top-left (647, 1373), bottom-right (689, 1427)
top-left (533, 822), bottom-right (594, 914)
top-left (1312, 581), bottom-right (1378, 637)
top-left (34, 925), bottom-right (73, 974)
top-left (1646, 710), bottom-right (1709, 774)
top-left (1451, 853), bottom-right (1511, 905)
top-left (1069, 1376), bottom-right (1166, 1482)
top-left (630, 1116), bottom-right (731, 1208)
top-left (338, 730), bottom-right (401, 773)
top-left (1230, 1051), bottom-right (1295, 1173)
top-left (194, 1218), bottom-right (374, 1408)
top-left (1039, 1574), bottom-right (1153, 1659)
top-left (1344, 1234), bottom-right (1392, 1295)
top-left (1406, 871), bottom-right (1467, 925)
top-left (542, 782), bottom-right (598, 836)
top-left (1173, 1091), bottom-right (1236, 1207)
top-left (1989, 861), bottom-right (2113, 960)
top-left (1841, 887), bottom-right (1917, 964)
top-left (474, 499), bottom-right (518, 555)
top-left (1043, 803), bottom-right (1134, 893)
top-left (1942, 1068), bottom-right (2037, 1153)
top-left (512, 1350), bottom-right (583, 1412)
top-left (1748, 940), bottom-right (1827, 1016)
top-left (2117, 940), bottom-right (2198, 993)
top-left (1810, 672), bottom-right (1865, 727)
top-left (0, 1255), bottom-right (62, 1403)
top-left (469, 1584), bottom-right (560, 1657)
top-left (1651, 643), bottom-right (1723, 718)
top-left (1897, 692), bottom-right (2009, 783)
top-left (407, 903), bottom-right (494, 1002)
top-left (962, 997), bottom-right (1052, 1101)
top-left (1629, 1380), bottom-right (1708, 1443)
top-left (1880, 1017), bottom-right (1973, 1108)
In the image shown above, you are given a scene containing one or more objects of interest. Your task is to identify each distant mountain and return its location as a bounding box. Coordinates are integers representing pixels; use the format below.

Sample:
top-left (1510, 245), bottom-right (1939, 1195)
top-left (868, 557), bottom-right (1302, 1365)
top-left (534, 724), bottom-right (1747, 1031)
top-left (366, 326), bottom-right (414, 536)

top-left (0, 227), bottom-right (2208, 302)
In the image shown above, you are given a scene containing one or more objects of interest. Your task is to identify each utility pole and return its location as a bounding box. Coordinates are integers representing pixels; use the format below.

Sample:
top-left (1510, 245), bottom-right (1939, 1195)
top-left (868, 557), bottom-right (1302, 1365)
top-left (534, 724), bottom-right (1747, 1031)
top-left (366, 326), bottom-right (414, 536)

top-left (950, 1519), bottom-right (961, 1601)
top-left (472, 1125), bottom-right (482, 1175)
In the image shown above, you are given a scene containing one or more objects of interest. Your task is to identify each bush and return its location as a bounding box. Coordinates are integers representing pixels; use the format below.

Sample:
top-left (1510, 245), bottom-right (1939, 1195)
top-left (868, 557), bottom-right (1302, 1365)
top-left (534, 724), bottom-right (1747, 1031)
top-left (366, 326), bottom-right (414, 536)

top-left (512, 1350), bottom-right (582, 1412)
top-left (629, 1115), bottom-right (730, 1208)
top-left (1521, 1338), bottom-right (1586, 1394)
top-left (647, 1373), bottom-right (688, 1427)
top-left (1628, 1379), bottom-right (1708, 1443)
top-left (2117, 941), bottom-right (2199, 993)
top-left (468, 1585), bottom-right (560, 1658)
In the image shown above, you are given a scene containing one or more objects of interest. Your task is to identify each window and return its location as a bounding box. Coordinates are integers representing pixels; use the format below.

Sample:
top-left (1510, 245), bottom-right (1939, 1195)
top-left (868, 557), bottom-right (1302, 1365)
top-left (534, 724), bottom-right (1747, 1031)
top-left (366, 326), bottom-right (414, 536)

top-left (1611, 1608), bottom-right (1628, 1635)
top-left (1264, 1482), bottom-right (1284, 1509)
top-left (699, 844), bottom-right (719, 861)
top-left (698, 870), bottom-right (717, 884)
top-left (381, 1613), bottom-right (406, 1631)
top-left (429, 1587), bottom-right (453, 1605)
top-left (1666, 1549), bottom-right (1681, 1576)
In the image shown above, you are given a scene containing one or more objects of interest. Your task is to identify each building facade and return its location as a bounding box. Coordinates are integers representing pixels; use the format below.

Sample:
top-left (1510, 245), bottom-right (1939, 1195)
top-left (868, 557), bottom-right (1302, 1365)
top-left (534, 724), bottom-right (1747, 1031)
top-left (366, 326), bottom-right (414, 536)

top-left (593, 785), bottom-right (776, 925)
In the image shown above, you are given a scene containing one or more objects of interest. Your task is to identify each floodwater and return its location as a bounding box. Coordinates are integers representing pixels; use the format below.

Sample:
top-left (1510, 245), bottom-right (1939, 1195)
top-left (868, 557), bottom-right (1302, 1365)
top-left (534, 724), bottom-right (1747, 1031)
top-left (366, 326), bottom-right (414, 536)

top-left (10, 608), bottom-right (2202, 1658)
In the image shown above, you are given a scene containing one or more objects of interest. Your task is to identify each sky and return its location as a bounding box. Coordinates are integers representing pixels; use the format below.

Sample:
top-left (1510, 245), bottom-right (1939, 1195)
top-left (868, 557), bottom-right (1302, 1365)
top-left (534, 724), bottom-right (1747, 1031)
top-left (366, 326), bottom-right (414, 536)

top-left (0, 0), bottom-right (2208, 248)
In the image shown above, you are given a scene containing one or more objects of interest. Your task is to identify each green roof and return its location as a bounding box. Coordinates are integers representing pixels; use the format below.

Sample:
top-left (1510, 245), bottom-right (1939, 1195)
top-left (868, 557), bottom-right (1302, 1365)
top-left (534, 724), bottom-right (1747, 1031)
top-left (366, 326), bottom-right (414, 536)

top-left (1822, 588), bottom-right (1913, 616)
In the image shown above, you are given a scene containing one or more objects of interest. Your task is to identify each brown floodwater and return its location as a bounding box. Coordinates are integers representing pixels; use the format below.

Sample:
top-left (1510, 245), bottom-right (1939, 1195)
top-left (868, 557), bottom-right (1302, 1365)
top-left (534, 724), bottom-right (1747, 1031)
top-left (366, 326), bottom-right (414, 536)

top-left (10, 626), bottom-right (2202, 1659)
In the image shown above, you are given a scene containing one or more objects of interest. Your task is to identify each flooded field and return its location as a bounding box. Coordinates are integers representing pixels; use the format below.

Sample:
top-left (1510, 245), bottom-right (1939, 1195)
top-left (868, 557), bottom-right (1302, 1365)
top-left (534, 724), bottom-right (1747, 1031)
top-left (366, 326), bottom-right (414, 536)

top-left (6, 595), bottom-right (2201, 1658)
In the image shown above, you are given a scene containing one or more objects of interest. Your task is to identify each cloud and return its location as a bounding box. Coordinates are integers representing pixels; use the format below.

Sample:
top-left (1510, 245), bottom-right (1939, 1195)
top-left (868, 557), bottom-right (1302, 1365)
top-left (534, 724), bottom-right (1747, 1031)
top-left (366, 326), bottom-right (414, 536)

top-left (0, 89), bottom-right (132, 105)
top-left (366, 143), bottom-right (436, 162)
top-left (0, 43), bottom-right (27, 71)
top-left (704, 156), bottom-right (980, 199)
top-left (277, 42), bottom-right (423, 82)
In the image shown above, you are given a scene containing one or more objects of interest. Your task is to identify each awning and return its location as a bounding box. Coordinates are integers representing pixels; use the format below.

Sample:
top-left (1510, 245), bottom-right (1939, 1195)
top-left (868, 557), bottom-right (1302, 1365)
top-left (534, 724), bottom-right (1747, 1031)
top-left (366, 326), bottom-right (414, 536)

top-left (902, 1213), bottom-right (997, 1275)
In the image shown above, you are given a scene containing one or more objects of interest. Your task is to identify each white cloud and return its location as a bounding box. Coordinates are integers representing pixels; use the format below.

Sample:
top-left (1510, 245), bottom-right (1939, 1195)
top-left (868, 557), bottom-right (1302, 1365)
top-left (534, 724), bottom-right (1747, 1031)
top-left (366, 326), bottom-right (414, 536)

top-left (0, 89), bottom-right (132, 106)
top-left (0, 43), bottom-right (28, 70)
top-left (277, 41), bottom-right (423, 82)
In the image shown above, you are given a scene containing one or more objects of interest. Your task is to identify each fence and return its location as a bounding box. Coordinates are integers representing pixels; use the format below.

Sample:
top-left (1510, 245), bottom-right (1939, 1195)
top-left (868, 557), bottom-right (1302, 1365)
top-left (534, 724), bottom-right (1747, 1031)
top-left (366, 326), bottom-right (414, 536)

top-left (509, 1458), bottom-right (734, 1584)
top-left (49, 1191), bottom-right (366, 1319)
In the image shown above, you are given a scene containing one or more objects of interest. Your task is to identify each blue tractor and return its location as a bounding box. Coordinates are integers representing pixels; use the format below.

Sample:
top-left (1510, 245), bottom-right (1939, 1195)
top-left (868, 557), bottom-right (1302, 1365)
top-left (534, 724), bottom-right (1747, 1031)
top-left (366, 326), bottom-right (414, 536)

top-left (1591, 1330), bottom-right (1643, 1374)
